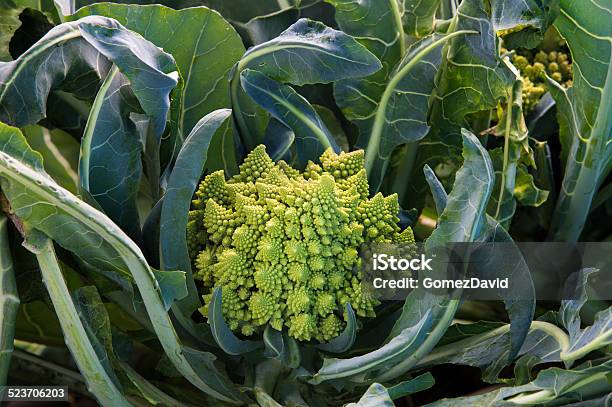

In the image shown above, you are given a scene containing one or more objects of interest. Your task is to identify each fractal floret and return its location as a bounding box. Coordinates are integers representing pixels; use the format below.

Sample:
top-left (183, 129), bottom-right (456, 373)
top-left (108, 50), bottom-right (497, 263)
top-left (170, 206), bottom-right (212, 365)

top-left (187, 146), bottom-right (414, 342)
top-left (504, 47), bottom-right (573, 112)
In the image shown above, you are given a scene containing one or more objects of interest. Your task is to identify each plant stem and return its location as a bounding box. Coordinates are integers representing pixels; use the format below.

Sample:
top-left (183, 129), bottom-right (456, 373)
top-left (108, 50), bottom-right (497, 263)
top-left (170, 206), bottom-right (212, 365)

top-left (412, 321), bottom-right (570, 370)
top-left (34, 237), bottom-right (130, 406)
top-left (389, 0), bottom-right (406, 57)
top-left (494, 86), bottom-right (514, 220)
top-left (439, 0), bottom-right (459, 20)
top-left (560, 330), bottom-right (612, 365)
top-left (374, 299), bottom-right (460, 382)
top-left (392, 142), bottom-right (418, 204)
top-left (0, 215), bottom-right (19, 386)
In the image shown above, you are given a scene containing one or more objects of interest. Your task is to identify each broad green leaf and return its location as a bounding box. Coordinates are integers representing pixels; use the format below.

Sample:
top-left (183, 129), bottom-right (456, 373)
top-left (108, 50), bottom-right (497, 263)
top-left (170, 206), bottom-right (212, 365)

top-left (491, 0), bottom-right (559, 49)
top-left (423, 164), bottom-right (447, 216)
top-left (477, 220), bottom-right (536, 361)
top-left (364, 31), bottom-right (475, 191)
top-left (0, 16), bottom-right (179, 239)
top-left (402, 0), bottom-right (442, 37)
top-left (426, 129), bottom-right (494, 248)
top-left (240, 69), bottom-right (339, 167)
top-left (346, 383), bottom-right (393, 407)
top-left (559, 268), bottom-right (612, 365)
top-left (239, 17), bottom-right (381, 84)
top-left (0, 15), bottom-right (176, 130)
top-left (514, 165), bottom-right (549, 207)
top-left (231, 18), bottom-right (381, 147)
top-left (316, 303), bottom-right (356, 354)
top-left (548, 0), bottom-right (612, 242)
top-left (425, 157), bottom-right (536, 362)
top-left (22, 125), bottom-right (79, 194)
top-left (160, 109), bottom-right (233, 314)
top-left (0, 123), bottom-right (249, 404)
top-left (427, 359), bottom-right (612, 406)
top-left (0, 214), bottom-right (19, 386)
top-left (208, 287), bottom-right (262, 355)
top-left (327, 0), bottom-right (442, 148)
top-left (30, 236), bottom-right (130, 406)
top-left (70, 4), bottom-right (245, 140)
top-left (405, 0), bottom-right (514, 209)
top-left (431, 0), bottom-right (514, 126)
top-left (79, 66), bottom-right (172, 240)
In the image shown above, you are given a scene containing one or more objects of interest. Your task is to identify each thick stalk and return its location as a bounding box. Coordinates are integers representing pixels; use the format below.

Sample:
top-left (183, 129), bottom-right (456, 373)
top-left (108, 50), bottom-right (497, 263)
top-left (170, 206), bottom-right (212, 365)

top-left (0, 215), bottom-right (19, 386)
top-left (412, 321), bottom-right (570, 370)
top-left (230, 44), bottom-right (324, 149)
top-left (34, 237), bottom-right (130, 406)
top-left (389, 0), bottom-right (406, 57)
top-left (508, 371), bottom-right (610, 405)
top-left (494, 87), bottom-right (514, 220)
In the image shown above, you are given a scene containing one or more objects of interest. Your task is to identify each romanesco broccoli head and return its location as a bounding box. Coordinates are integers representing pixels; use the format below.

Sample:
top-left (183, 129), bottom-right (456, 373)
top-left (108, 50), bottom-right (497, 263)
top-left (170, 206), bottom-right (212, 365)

top-left (187, 146), bottom-right (414, 342)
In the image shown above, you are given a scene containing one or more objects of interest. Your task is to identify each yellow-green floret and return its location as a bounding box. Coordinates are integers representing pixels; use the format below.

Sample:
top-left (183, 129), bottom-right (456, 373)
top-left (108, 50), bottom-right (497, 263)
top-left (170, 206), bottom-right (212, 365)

top-left (503, 47), bottom-right (573, 112)
top-left (188, 146), bottom-right (415, 342)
